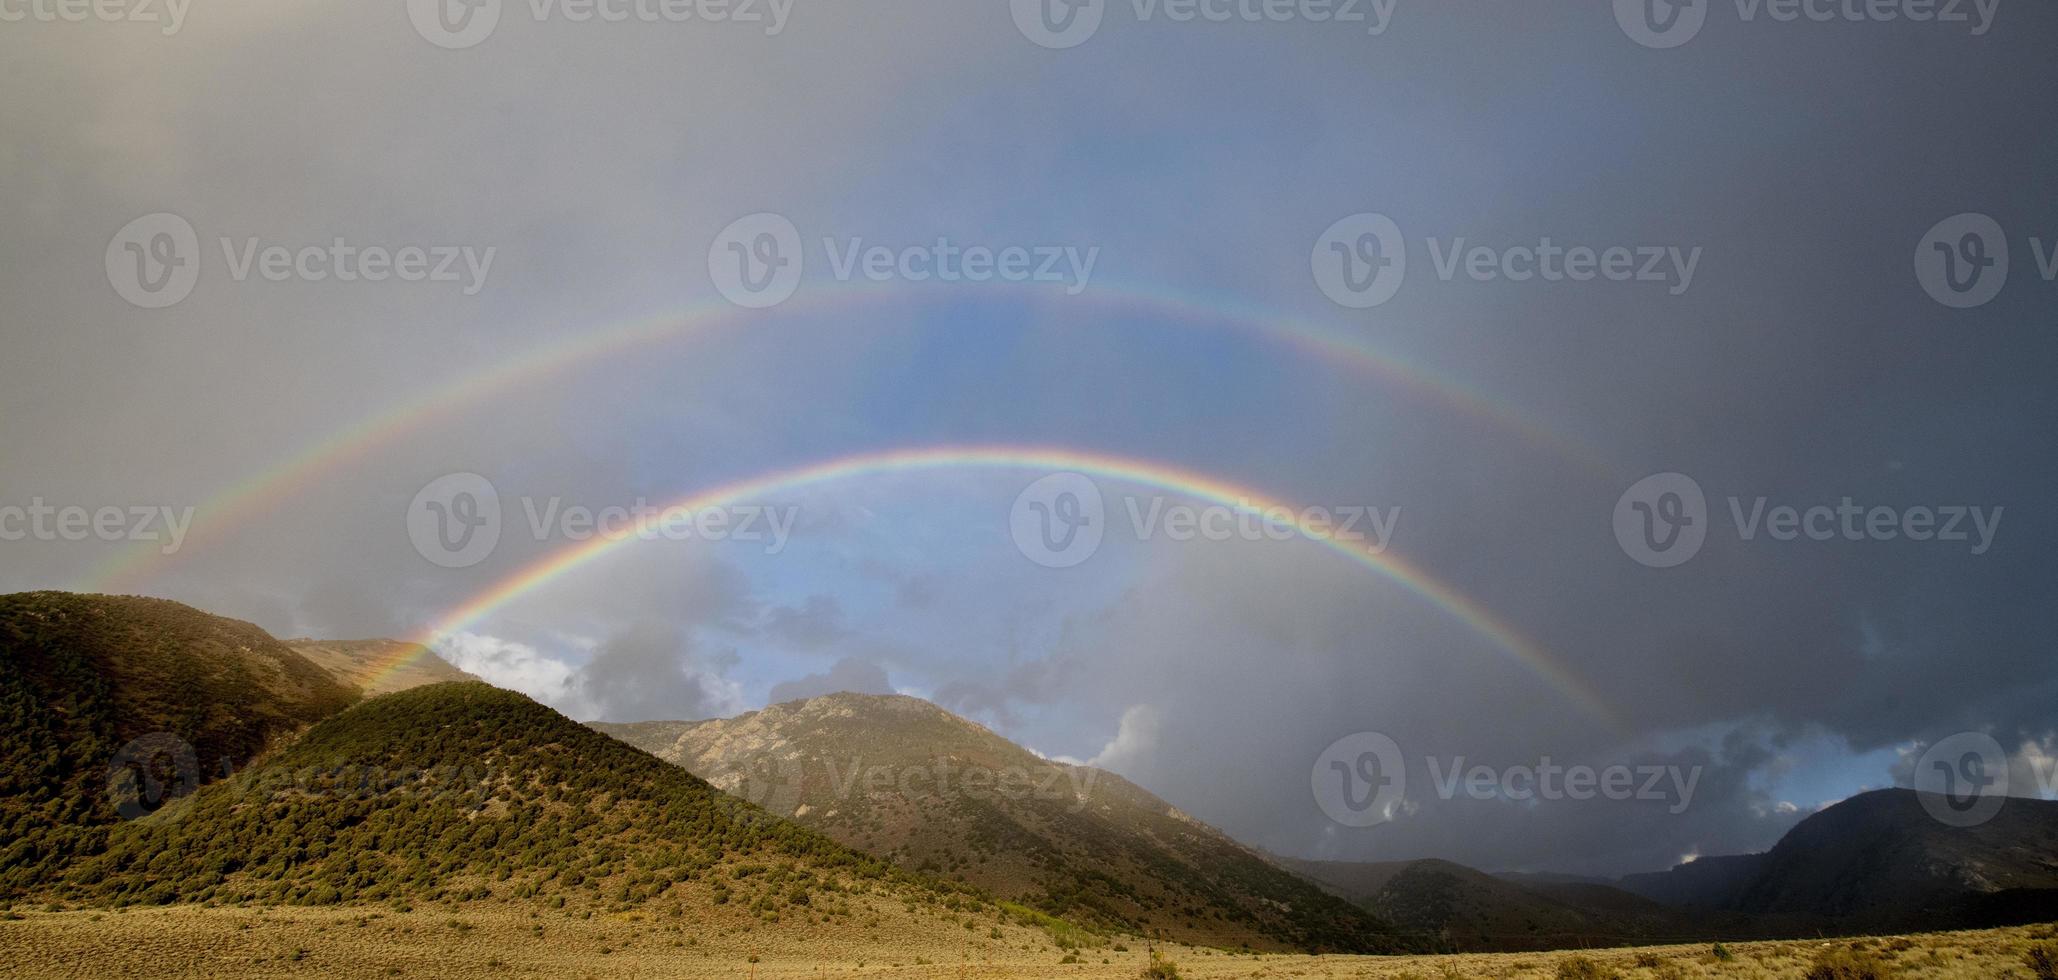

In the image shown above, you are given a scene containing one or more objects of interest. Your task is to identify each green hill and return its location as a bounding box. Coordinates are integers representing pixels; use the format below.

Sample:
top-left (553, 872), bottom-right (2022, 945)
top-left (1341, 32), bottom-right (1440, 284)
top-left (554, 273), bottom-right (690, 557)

top-left (0, 592), bottom-right (357, 897)
top-left (55, 683), bottom-right (970, 917)
top-left (597, 692), bottom-right (1411, 953)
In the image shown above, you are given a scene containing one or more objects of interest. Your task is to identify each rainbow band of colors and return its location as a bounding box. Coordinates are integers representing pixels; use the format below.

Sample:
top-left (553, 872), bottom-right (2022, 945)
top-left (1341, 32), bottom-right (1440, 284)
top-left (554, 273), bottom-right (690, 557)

top-left (88, 281), bottom-right (1617, 592)
top-left (389, 445), bottom-right (1619, 726)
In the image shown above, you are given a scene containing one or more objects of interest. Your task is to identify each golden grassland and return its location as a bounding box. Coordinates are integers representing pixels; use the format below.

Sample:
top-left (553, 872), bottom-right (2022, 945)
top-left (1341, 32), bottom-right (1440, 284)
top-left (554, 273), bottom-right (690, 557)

top-left (2, 906), bottom-right (2055, 979)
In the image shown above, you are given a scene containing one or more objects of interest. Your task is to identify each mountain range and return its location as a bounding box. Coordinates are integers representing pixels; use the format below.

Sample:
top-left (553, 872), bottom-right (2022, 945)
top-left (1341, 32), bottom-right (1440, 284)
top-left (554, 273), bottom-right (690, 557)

top-left (1612, 789), bottom-right (2058, 930)
top-left (5, 591), bottom-right (2056, 957)
top-left (595, 693), bottom-right (1406, 952)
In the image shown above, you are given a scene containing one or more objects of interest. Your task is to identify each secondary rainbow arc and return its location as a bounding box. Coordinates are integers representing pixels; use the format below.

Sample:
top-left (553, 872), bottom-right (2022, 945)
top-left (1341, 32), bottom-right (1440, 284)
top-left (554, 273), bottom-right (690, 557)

top-left (89, 281), bottom-right (1617, 592)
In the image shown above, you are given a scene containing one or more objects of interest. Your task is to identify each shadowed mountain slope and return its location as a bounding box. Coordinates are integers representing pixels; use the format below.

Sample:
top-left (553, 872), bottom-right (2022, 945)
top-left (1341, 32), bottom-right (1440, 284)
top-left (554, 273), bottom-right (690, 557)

top-left (1734, 789), bottom-right (2058, 923)
top-left (0, 592), bottom-right (357, 897)
top-left (1280, 857), bottom-right (1758, 952)
top-left (1602, 789), bottom-right (2058, 931)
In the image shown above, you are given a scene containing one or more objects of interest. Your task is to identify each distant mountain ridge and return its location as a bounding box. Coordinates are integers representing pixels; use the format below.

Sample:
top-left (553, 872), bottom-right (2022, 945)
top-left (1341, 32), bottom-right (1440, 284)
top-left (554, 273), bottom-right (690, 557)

top-left (596, 692), bottom-right (1412, 953)
top-left (1283, 857), bottom-right (1756, 952)
top-left (1618, 853), bottom-right (1767, 909)
top-left (1601, 790), bottom-right (2058, 930)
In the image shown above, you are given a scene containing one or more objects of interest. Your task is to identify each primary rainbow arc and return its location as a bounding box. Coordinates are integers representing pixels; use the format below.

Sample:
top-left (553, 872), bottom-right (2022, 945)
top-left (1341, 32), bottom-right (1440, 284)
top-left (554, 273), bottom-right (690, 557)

top-left (386, 445), bottom-right (1619, 727)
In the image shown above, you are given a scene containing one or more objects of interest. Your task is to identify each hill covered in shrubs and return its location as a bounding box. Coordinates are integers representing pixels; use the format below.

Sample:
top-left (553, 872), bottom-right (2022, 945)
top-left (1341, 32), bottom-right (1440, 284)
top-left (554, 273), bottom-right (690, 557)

top-left (0, 593), bottom-right (356, 897)
top-left (56, 682), bottom-right (978, 918)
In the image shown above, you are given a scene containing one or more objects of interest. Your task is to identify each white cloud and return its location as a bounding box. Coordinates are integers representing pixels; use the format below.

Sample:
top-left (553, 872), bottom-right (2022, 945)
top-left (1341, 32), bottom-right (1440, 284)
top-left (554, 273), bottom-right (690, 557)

top-left (433, 631), bottom-right (577, 707)
top-left (1089, 704), bottom-right (1164, 775)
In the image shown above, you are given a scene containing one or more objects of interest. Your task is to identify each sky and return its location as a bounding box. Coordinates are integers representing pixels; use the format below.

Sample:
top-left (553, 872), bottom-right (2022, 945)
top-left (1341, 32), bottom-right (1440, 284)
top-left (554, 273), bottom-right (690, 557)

top-left (2, 0), bottom-right (2055, 877)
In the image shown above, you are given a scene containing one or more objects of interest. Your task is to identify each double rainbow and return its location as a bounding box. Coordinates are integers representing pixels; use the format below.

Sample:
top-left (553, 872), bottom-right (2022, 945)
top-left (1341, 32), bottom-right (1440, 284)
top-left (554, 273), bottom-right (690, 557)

top-left (386, 445), bottom-right (1618, 726)
top-left (88, 282), bottom-right (1615, 592)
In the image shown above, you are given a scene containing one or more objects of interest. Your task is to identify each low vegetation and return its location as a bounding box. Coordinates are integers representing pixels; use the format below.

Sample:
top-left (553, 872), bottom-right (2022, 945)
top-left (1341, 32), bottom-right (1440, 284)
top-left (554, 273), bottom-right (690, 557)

top-left (0, 593), bottom-right (355, 899)
top-left (602, 693), bottom-right (1412, 952)
top-left (2028, 940), bottom-right (2058, 980)
top-left (45, 683), bottom-right (974, 915)
top-left (2, 908), bottom-right (2054, 978)
top-left (50, 679), bottom-right (979, 918)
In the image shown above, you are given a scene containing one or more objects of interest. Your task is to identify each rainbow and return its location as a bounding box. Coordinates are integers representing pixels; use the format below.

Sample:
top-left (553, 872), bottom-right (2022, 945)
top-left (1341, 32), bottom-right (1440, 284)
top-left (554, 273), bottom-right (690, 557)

top-left (84, 283), bottom-right (900, 592)
top-left (389, 445), bottom-right (1619, 726)
top-left (90, 281), bottom-right (1617, 592)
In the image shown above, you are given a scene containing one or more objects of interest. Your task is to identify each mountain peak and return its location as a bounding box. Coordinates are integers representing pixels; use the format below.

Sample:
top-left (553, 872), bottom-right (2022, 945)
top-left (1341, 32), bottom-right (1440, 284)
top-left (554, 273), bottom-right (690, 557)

top-left (597, 693), bottom-right (1410, 952)
top-left (58, 681), bottom-right (957, 912)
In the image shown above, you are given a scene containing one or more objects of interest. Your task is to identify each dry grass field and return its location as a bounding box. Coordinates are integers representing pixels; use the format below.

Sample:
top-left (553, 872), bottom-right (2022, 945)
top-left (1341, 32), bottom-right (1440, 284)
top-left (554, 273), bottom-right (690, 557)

top-left (3, 906), bottom-right (2055, 979)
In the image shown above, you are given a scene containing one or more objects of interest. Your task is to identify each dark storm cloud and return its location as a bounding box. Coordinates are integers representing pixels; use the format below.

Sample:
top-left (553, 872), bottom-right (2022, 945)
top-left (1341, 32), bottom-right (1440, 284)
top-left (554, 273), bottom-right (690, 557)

top-left (4, 0), bottom-right (2054, 879)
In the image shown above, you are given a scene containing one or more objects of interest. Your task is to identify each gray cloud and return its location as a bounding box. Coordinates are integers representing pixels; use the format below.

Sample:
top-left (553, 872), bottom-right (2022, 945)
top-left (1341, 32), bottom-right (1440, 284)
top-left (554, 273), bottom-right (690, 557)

top-left (758, 595), bottom-right (848, 650)
top-left (571, 622), bottom-right (739, 724)
top-left (5, 0), bottom-right (2053, 880)
top-left (767, 656), bottom-right (895, 704)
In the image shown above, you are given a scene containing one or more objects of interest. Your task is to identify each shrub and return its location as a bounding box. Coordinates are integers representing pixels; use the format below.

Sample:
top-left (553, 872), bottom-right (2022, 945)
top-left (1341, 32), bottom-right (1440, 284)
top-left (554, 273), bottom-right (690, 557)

top-left (2025, 941), bottom-right (2058, 980)
top-left (1804, 946), bottom-right (1894, 980)
top-left (1140, 950), bottom-right (1181, 979)
top-left (1555, 956), bottom-right (1619, 980)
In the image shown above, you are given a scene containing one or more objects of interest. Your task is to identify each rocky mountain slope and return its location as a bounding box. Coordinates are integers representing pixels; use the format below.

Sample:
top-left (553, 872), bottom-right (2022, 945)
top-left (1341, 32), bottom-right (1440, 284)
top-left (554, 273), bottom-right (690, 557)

top-left (597, 692), bottom-right (1410, 952)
